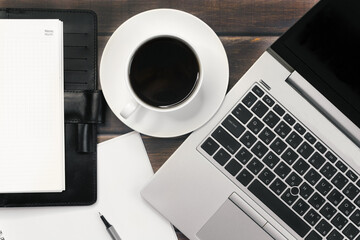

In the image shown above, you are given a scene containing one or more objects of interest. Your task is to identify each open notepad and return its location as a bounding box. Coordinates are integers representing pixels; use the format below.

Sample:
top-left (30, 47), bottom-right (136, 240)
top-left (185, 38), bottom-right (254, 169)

top-left (0, 20), bottom-right (65, 193)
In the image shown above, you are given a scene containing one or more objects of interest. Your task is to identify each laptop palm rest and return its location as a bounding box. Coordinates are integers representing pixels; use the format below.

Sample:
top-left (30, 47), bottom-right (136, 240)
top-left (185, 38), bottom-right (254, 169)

top-left (196, 197), bottom-right (272, 240)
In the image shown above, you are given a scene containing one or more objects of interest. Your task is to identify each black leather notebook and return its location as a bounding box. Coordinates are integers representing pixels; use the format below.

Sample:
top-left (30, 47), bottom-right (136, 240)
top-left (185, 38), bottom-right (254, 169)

top-left (0, 8), bottom-right (104, 207)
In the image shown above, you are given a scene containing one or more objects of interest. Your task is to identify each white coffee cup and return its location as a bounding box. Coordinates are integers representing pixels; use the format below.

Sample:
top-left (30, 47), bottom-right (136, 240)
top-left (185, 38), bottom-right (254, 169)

top-left (119, 35), bottom-right (203, 119)
top-left (100, 9), bottom-right (229, 137)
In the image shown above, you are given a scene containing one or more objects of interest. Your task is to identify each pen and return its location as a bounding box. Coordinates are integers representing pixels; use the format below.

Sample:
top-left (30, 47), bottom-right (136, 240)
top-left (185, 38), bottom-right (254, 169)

top-left (99, 212), bottom-right (122, 240)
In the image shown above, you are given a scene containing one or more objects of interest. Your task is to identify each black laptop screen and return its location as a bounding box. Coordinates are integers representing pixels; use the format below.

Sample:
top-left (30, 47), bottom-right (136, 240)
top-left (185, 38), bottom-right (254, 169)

top-left (271, 0), bottom-right (360, 128)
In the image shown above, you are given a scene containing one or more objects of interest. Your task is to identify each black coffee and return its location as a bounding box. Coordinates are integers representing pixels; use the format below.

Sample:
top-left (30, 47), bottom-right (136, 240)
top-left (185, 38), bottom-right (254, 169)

top-left (129, 37), bottom-right (199, 108)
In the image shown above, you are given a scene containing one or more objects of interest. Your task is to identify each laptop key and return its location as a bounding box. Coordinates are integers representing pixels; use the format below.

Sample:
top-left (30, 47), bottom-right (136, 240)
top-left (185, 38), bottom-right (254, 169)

top-left (315, 142), bottom-right (327, 154)
top-left (247, 158), bottom-right (264, 175)
top-left (335, 161), bottom-right (348, 173)
top-left (213, 149), bottom-right (231, 166)
top-left (305, 230), bottom-right (322, 240)
top-left (263, 152), bottom-right (280, 169)
top-left (270, 177), bottom-right (287, 195)
top-left (316, 219), bottom-right (333, 237)
top-left (263, 111), bottom-right (280, 128)
top-left (251, 141), bottom-right (268, 159)
top-left (240, 131), bottom-right (257, 148)
top-left (327, 189), bottom-right (344, 206)
top-left (331, 213), bottom-right (348, 230)
top-left (242, 92), bottom-right (257, 108)
top-left (258, 127), bottom-right (276, 145)
top-left (251, 100), bottom-right (269, 118)
top-left (305, 168), bottom-right (321, 185)
top-left (286, 131), bottom-right (303, 149)
top-left (304, 132), bottom-right (316, 144)
top-left (343, 183), bottom-right (360, 200)
top-left (332, 172), bottom-right (349, 190)
top-left (222, 115), bottom-right (245, 138)
top-left (304, 209), bottom-right (321, 226)
top-left (247, 117), bottom-right (264, 134)
top-left (258, 168), bottom-right (275, 185)
top-left (356, 179), bottom-right (360, 188)
top-left (248, 179), bottom-right (311, 237)
top-left (263, 95), bottom-right (275, 107)
top-left (320, 162), bottom-right (337, 179)
top-left (308, 152), bottom-right (326, 169)
top-left (293, 198), bottom-right (310, 216)
top-left (297, 141), bottom-right (315, 159)
top-left (270, 137), bottom-right (287, 155)
top-left (252, 85), bottom-right (264, 97)
top-left (232, 103), bottom-right (253, 124)
top-left (274, 121), bottom-right (291, 138)
top-left (320, 203), bottom-right (337, 220)
top-left (294, 123), bottom-right (306, 135)
top-left (212, 126), bottom-right (241, 154)
top-left (235, 147), bottom-right (253, 165)
top-left (346, 170), bottom-right (358, 182)
top-left (283, 113), bottom-right (296, 126)
top-left (286, 172), bottom-right (302, 187)
top-left (225, 159), bottom-right (242, 176)
top-left (316, 178), bottom-right (333, 196)
top-left (281, 148), bottom-right (299, 165)
top-left (201, 138), bottom-right (219, 156)
top-left (274, 162), bottom-right (291, 179)
top-left (342, 223), bottom-right (359, 240)
top-left (300, 182), bottom-right (314, 200)
top-left (273, 104), bottom-right (285, 116)
top-left (293, 158), bottom-right (310, 176)
top-left (308, 192), bottom-right (325, 210)
top-left (350, 209), bottom-right (360, 226)
top-left (236, 169), bottom-right (254, 187)
top-left (326, 229), bottom-right (344, 240)
top-left (325, 151), bottom-right (337, 163)
top-left (339, 199), bottom-right (355, 216)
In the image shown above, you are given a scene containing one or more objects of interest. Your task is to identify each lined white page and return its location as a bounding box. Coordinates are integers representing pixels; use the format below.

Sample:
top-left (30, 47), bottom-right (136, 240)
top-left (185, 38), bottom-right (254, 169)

top-left (0, 19), bottom-right (65, 193)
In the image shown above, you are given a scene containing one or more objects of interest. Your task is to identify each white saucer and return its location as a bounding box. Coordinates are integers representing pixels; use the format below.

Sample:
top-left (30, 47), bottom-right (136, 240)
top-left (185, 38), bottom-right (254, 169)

top-left (100, 9), bottom-right (229, 137)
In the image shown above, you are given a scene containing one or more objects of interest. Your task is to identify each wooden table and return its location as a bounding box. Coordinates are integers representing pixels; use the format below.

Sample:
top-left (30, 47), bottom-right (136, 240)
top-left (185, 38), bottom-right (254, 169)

top-left (0, 0), bottom-right (318, 239)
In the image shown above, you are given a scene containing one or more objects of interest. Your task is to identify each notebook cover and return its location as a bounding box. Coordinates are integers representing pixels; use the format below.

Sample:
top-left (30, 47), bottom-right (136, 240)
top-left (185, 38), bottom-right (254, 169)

top-left (0, 8), bottom-right (101, 206)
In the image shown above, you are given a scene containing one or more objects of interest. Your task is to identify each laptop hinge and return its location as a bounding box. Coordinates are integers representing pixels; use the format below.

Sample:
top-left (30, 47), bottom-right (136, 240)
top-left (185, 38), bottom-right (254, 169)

top-left (286, 71), bottom-right (360, 147)
top-left (267, 48), bottom-right (294, 73)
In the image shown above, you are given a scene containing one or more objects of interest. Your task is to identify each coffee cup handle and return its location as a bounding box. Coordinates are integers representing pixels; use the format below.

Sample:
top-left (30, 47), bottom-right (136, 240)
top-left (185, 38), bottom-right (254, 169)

top-left (120, 100), bottom-right (139, 119)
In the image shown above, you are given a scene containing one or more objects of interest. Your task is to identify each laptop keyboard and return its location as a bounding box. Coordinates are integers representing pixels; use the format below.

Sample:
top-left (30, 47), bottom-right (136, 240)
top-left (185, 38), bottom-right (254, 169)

top-left (199, 84), bottom-right (360, 240)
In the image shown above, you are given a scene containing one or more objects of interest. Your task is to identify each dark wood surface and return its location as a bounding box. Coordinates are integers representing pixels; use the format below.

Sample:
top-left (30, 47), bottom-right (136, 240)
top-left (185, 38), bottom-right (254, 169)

top-left (0, 1), bottom-right (318, 239)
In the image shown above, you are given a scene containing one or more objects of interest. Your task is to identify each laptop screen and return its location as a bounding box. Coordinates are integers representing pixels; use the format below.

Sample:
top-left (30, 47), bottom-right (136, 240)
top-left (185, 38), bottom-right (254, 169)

top-left (271, 0), bottom-right (360, 129)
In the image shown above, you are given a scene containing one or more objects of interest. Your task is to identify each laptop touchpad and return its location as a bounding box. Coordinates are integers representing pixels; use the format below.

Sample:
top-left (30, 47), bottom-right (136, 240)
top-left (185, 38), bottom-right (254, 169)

top-left (197, 198), bottom-right (272, 240)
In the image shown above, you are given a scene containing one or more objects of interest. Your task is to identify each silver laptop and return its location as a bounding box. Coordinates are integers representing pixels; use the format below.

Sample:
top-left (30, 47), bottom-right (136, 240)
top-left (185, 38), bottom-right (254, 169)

top-left (142, 0), bottom-right (360, 239)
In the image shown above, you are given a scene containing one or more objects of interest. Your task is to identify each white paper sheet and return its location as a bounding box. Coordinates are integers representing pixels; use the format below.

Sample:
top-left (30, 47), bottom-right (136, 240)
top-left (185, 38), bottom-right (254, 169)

top-left (0, 132), bottom-right (178, 240)
top-left (0, 19), bottom-right (64, 193)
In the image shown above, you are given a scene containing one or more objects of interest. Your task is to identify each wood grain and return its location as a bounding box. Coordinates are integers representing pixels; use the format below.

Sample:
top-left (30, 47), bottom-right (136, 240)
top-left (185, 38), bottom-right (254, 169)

top-left (0, 1), bottom-right (319, 239)
top-left (0, 0), bottom-right (318, 35)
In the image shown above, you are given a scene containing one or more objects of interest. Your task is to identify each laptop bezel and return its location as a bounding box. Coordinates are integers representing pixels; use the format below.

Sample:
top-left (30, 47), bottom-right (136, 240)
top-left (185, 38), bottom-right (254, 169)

top-left (270, 0), bottom-right (360, 132)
